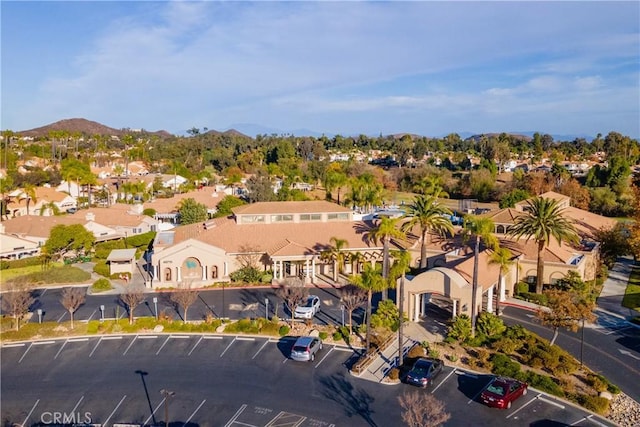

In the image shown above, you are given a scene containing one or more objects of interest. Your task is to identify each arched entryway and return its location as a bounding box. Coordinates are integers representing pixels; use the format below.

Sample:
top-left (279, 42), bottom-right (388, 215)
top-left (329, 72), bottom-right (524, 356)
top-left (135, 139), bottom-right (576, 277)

top-left (181, 257), bottom-right (203, 280)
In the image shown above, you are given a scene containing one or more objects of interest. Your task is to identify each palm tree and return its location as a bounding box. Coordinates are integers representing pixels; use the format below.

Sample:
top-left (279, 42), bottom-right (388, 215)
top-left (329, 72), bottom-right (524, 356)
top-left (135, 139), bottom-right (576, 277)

top-left (507, 197), bottom-right (579, 294)
top-left (320, 237), bottom-right (349, 282)
top-left (488, 247), bottom-right (514, 315)
top-left (348, 251), bottom-right (366, 275)
top-left (462, 215), bottom-right (498, 336)
top-left (365, 216), bottom-right (406, 299)
top-left (401, 195), bottom-right (454, 270)
top-left (351, 264), bottom-right (386, 352)
top-left (22, 184), bottom-right (37, 215)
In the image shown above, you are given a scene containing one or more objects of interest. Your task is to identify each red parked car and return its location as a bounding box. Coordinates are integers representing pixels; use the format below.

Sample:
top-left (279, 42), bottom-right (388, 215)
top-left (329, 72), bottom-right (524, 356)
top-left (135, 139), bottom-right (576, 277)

top-left (480, 377), bottom-right (528, 409)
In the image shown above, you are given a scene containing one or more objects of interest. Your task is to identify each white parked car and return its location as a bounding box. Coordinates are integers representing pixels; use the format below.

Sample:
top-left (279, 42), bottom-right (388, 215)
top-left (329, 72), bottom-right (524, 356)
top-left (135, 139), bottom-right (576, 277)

top-left (294, 295), bottom-right (321, 319)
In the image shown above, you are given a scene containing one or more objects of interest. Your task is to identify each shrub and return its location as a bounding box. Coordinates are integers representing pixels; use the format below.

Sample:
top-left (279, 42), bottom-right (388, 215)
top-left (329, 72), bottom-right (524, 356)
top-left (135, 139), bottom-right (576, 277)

top-left (370, 300), bottom-right (400, 331)
top-left (93, 261), bottom-right (110, 277)
top-left (319, 331), bottom-right (328, 340)
top-left (6, 265), bottom-right (90, 285)
top-left (491, 337), bottom-right (521, 354)
top-left (515, 282), bottom-right (529, 295)
top-left (278, 325), bottom-right (290, 336)
top-left (490, 353), bottom-right (521, 378)
top-left (428, 348), bottom-right (440, 359)
top-left (0, 260), bottom-right (9, 270)
top-left (230, 266), bottom-right (262, 283)
top-left (387, 367), bottom-right (400, 380)
top-left (586, 373), bottom-right (609, 393)
top-left (576, 394), bottom-right (610, 415)
top-left (447, 314), bottom-right (472, 342)
top-left (476, 312), bottom-right (506, 337)
top-left (3, 257), bottom-right (42, 269)
top-left (407, 344), bottom-right (426, 359)
top-left (521, 371), bottom-right (564, 397)
top-left (261, 273), bottom-right (273, 283)
top-left (125, 231), bottom-right (156, 248)
top-left (333, 331), bottom-right (343, 341)
top-left (143, 208), bottom-right (156, 217)
top-left (520, 292), bottom-right (548, 306)
top-left (91, 278), bottom-right (113, 293)
top-left (447, 353), bottom-right (458, 363)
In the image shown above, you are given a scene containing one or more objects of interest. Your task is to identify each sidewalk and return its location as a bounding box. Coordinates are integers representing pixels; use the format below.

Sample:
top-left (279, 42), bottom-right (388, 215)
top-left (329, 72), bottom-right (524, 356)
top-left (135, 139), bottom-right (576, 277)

top-left (597, 257), bottom-right (638, 319)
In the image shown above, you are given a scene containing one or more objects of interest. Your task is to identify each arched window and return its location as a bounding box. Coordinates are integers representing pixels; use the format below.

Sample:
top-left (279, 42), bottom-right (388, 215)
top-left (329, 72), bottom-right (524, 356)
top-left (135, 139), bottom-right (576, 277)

top-left (496, 225), bottom-right (506, 234)
top-left (164, 267), bottom-right (172, 281)
top-left (211, 265), bottom-right (218, 279)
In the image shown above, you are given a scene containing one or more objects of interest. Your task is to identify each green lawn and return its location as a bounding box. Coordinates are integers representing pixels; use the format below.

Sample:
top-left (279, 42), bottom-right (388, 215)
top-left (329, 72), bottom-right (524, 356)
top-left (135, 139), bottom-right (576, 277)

top-left (0, 262), bottom-right (64, 282)
top-left (622, 265), bottom-right (640, 312)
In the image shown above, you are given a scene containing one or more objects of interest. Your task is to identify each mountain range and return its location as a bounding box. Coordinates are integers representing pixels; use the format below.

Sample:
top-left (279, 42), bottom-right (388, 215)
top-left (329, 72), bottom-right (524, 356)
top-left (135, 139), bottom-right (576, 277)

top-left (17, 118), bottom-right (596, 142)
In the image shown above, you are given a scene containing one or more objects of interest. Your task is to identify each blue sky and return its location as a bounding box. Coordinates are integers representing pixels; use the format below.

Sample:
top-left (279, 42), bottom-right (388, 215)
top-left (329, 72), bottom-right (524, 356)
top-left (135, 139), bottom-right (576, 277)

top-left (2, 1), bottom-right (639, 138)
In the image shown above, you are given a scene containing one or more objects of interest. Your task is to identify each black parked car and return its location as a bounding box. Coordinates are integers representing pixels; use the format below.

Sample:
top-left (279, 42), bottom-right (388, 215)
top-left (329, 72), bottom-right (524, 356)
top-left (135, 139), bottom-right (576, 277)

top-left (405, 357), bottom-right (444, 387)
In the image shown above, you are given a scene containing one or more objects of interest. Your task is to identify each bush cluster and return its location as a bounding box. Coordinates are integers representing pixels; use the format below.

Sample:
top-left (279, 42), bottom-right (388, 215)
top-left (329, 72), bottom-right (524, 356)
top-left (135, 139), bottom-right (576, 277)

top-left (91, 278), bottom-right (113, 293)
top-left (5, 265), bottom-right (90, 285)
top-left (1, 257), bottom-right (42, 270)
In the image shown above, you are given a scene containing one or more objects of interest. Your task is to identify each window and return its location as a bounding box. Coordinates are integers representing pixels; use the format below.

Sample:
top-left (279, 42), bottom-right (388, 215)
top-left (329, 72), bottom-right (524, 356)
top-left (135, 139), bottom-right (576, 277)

top-left (211, 265), bottom-right (218, 279)
top-left (300, 214), bottom-right (322, 221)
top-left (164, 268), bottom-right (172, 281)
top-left (240, 215), bottom-right (265, 224)
top-left (271, 214), bottom-right (293, 222)
top-left (327, 213), bottom-right (349, 221)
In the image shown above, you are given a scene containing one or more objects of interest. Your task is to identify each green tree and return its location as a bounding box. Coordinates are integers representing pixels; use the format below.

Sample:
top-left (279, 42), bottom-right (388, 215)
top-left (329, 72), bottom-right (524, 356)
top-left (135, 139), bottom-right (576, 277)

top-left (463, 215), bottom-right (498, 336)
top-left (507, 197), bottom-right (579, 294)
top-left (22, 183), bottom-right (37, 215)
top-left (488, 247), bottom-right (514, 315)
top-left (178, 198), bottom-right (208, 225)
top-left (365, 216), bottom-right (406, 299)
top-left (214, 195), bottom-right (246, 218)
top-left (594, 223), bottom-right (631, 267)
top-left (499, 189), bottom-right (530, 209)
top-left (44, 224), bottom-right (95, 260)
top-left (324, 169), bottom-right (348, 204)
top-left (351, 264), bottom-right (386, 352)
top-left (401, 195), bottom-right (453, 270)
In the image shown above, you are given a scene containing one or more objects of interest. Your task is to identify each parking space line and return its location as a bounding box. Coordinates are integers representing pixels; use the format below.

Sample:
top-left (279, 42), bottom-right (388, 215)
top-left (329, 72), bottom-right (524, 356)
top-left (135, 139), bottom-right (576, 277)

top-left (204, 335), bottom-right (223, 339)
top-left (236, 337), bottom-right (255, 341)
top-left (537, 394), bottom-right (565, 409)
top-left (189, 336), bottom-right (204, 355)
top-left (102, 336), bottom-right (123, 340)
top-left (138, 335), bottom-right (158, 339)
top-left (123, 336), bottom-right (138, 355)
top-left (68, 338), bottom-right (89, 342)
top-left (156, 336), bottom-right (171, 355)
top-left (265, 411), bottom-right (306, 427)
top-left (143, 397), bottom-right (166, 426)
top-left (33, 340), bottom-right (56, 345)
top-left (54, 339), bottom-right (68, 359)
top-left (220, 337), bottom-right (236, 357)
top-left (252, 340), bottom-right (270, 359)
top-left (183, 399), bottom-right (207, 426)
top-left (89, 338), bottom-right (102, 357)
top-left (315, 347), bottom-right (334, 368)
top-left (468, 377), bottom-right (494, 404)
top-left (57, 312), bottom-right (67, 322)
top-left (87, 308), bottom-right (97, 321)
top-left (18, 343), bottom-right (33, 363)
top-left (3, 343), bottom-right (25, 348)
top-left (584, 414), bottom-right (607, 426)
top-left (20, 399), bottom-right (39, 427)
top-left (332, 346), bottom-right (354, 352)
top-left (223, 403), bottom-right (248, 427)
top-left (505, 394), bottom-right (538, 419)
top-left (431, 369), bottom-right (456, 394)
top-left (171, 335), bottom-right (190, 339)
top-left (571, 415), bottom-right (590, 425)
top-left (70, 395), bottom-right (84, 414)
top-left (103, 394), bottom-right (127, 427)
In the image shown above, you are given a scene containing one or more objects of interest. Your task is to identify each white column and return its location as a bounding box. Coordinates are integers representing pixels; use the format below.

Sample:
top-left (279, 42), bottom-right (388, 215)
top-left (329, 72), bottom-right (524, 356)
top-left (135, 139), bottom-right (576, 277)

top-left (202, 265), bottom-right (207, 280)
top-left (452, 299), bottom-right (457, 319)
top-left (422, 294), bottom-right (427, 315)
top-left (223, 262), bottom-right (228, 277)
top-left (499, 277), bottom-right (506, 302)
top-left (305, 259), bottom-right (310, 278)
top-left (413, 293), bottom-right (420, 322)
top-left (487, 285), bottom-right (494, 314)
top-left (177, 266), bottom-right (182, 282)
top-left (311, 258), bottom-right (316, 281)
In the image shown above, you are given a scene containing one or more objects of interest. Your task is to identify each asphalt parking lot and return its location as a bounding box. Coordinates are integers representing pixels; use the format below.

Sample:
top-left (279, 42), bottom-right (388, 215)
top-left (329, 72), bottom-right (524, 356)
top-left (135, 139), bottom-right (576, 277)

top-left (1, 334), bottom-right (615, 427)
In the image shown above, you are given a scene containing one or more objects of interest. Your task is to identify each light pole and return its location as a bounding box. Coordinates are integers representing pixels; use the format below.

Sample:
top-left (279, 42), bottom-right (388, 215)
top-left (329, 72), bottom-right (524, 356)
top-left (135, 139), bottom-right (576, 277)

top-left (580, 317), bottom-right (585, 367)
top-left (99, 305), bottom-right (105, 322)
top-left (160, 389), bottom-right (175, 427)
top-left (37, 309), bottom-right (42, 324)
top-left (222, 282), bottom-right (226, 319)
top-left (264, 298), bottom-right (269, 320)
top-left (398, 273), bottom-right (405, 367)
top-left (340, 305), bottom-right (345, 327)
top-left (153, 297), bottom-right (158, 320)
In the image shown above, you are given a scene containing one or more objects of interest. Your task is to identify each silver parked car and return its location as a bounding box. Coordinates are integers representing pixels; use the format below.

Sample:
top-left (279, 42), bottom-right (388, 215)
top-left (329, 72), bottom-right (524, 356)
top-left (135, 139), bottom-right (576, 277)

top-left (294, 295), bottom-right (321, 319)
top-left (290, 336), bottom-right (323, 362)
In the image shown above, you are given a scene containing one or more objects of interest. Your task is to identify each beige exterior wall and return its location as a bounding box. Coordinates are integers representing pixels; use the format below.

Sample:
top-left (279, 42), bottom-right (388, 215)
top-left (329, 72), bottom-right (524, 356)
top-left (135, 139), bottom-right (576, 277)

top-left (109, 260), bottom-right (133, 276)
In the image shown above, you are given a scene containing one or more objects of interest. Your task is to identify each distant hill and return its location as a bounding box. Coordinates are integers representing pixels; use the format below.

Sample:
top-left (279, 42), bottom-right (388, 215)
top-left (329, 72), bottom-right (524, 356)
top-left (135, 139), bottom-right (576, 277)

top-left (204, 128), bottom-right (251, 138)
top-left (19, 118), bottom-right (172, 138)
top-left (465, 133), bottom-right (533, 143)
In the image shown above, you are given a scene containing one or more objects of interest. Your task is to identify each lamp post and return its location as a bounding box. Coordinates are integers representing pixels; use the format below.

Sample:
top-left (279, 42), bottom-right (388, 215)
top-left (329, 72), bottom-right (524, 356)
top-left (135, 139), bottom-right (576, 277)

top-left (264, 298), bottom-right (269, 320)
top-left (99, 305), bottom-right (105, 321)
top-left (222, 282), bottom-right (226, 319)
top-left (398, 273), bottom-right (405, 367)
top-left (37, 309), bottom-right (42, 324)
top-left (340, 305), bottom-right (345, 327)
top-left (153, 297), bottom-right (158, 320)
top-left (160, 389), bottom-right (175, 427)
top-left (580, 317), bottom-right (585, 367)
